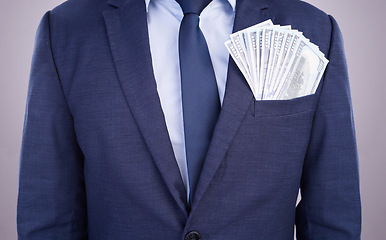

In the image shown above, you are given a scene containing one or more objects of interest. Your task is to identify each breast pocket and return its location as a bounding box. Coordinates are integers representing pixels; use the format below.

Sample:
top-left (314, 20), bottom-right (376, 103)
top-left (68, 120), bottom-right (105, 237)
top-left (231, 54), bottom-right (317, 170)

top-left (252, 94), bottom-right (318, 118)
top-left (227, 94), bottom-right (319, 189)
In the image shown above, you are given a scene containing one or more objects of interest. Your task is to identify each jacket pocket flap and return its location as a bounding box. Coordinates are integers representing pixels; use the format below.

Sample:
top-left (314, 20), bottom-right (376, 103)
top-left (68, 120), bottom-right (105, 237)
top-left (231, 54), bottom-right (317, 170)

top-left (253, 94), bottom-right (317, 117)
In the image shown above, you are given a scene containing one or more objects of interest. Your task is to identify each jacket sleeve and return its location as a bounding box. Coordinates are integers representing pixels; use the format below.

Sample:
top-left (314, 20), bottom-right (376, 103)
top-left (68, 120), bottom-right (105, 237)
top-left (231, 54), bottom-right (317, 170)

top-left (295, 16), bottom-right (361, 239)
top-left (17, 11), bottom-right (88, 239)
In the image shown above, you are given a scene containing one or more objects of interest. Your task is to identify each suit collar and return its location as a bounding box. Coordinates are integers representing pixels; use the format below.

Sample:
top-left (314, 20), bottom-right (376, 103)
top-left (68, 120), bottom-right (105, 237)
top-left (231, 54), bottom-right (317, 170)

top-left (144, 0), bottom-right (237, 12)
top-left (104, 0), bottom-right (274, 215)
top-left (103, 0), bottom-right (188, 215)
top-left (106, 0), bottom-right (267, 10)
top-left (107, 0), bottom-right (237, 11)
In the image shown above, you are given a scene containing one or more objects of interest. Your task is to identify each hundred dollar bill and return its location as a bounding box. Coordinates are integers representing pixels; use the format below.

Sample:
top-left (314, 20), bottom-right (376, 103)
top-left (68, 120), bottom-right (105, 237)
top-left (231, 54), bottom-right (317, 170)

top-left (230, 33), bottom-right (251, 83)
top-left (256, 28), bottom-right (264, 99)
top-left (259, 27), bottom-right (273, 100)
top-left (263, 27), bottom-right (280, 97)
top-left (263, 26), bottom-right (291, 99)
top-left (274, 37), bottom-right (329, 100)
top-left (264, 29), bottom-right (286, 97)
top-left (240, 32), bottom-right (254, 84)
top-left (239, 20), bottom-right (273, 98)
top-left (267, 31), bottom-right (293, 98)
top-left (225, 40), bottom-right (255, 96)
top-left (244, 31), bottom-right (257, 89)
top-left (227, 20), bottom-right (273, 99)
top-left (270, 32), bottom-right (301, 99)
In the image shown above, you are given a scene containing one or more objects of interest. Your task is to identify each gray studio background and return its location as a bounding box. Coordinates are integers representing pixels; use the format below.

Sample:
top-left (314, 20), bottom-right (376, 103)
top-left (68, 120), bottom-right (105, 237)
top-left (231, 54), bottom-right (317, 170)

top-left (1, 0), bottom-right (385, 239)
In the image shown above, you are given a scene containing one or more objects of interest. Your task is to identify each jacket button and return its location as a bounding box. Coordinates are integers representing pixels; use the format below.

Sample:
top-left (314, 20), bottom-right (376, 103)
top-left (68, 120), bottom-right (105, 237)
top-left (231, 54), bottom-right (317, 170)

top-left (185, 231), bottom-right (201, 240)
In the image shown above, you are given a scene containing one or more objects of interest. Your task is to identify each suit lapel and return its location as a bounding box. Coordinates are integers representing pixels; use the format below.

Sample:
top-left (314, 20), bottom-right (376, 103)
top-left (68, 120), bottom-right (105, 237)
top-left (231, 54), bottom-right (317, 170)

top-left (192, 0), bottom-right (273, 209)
top-left (103, 0), bottom-right (187, 214)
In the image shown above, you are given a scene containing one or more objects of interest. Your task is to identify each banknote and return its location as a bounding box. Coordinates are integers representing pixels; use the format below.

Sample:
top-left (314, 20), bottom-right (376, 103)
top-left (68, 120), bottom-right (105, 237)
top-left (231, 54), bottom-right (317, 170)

top-left (274, 38), bottom-right (328, 100)
top-left (225, 20), bottom-right (329, 100)
top-left (231, 20), bottom-right (273, 98)
top-left (264, 26), bottom-right (291, 99)
top-left (268, 32), bottom-right (292, 94)
top-left (225, 40), bottom-right (255, 96)
top-left (245, 31), bottom-right (258, 93)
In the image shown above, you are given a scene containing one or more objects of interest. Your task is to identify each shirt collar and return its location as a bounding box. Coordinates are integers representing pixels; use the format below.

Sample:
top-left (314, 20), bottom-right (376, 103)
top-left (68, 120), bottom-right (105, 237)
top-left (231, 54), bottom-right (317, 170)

top-left (145, 0), bottom-right (236, 13)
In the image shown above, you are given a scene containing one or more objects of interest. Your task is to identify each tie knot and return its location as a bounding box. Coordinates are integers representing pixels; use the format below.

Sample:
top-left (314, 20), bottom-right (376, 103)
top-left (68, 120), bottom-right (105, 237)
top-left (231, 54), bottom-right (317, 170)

top-left (176, 0), bottom-right (212, 15)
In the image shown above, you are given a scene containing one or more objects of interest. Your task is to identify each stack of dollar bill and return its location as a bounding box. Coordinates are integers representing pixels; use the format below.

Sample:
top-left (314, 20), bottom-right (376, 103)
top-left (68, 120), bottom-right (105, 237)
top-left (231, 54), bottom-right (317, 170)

top-left (225, 20), bottom-right (329, 100)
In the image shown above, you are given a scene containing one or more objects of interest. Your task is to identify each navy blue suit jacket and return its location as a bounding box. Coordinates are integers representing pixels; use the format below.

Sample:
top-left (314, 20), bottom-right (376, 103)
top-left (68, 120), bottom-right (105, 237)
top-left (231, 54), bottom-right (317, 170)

top-left (18, 0), bottom-right (361, 239)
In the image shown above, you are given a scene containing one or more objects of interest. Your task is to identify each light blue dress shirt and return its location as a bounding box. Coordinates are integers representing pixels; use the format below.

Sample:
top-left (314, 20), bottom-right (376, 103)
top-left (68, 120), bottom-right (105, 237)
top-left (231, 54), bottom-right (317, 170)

top-left (146, 0), bottom-right (236, 198)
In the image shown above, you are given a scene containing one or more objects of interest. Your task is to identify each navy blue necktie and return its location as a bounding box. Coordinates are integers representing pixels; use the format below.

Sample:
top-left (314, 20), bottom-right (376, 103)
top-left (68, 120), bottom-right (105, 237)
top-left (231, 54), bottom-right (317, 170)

top-left (176, 0), bottom-right (220, 203)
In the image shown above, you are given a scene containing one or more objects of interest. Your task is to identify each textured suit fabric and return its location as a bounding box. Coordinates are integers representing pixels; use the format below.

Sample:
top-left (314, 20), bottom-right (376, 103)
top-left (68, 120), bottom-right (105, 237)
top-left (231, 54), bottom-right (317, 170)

top-left (17, 0), bottom-right (361, 239)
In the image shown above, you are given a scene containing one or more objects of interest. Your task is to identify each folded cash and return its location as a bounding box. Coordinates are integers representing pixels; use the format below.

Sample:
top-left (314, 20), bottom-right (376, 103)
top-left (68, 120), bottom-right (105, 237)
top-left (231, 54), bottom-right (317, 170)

top-left (225, 20), bottom-right (329, 100)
